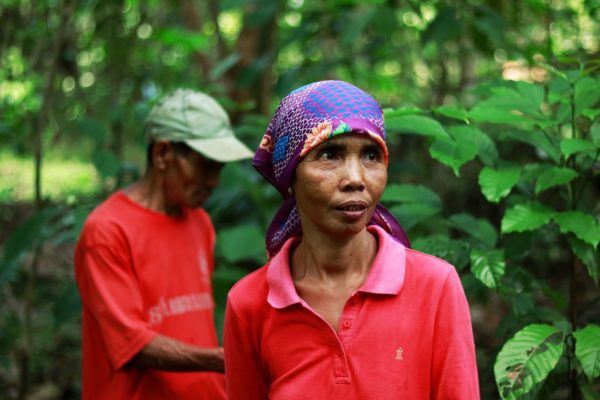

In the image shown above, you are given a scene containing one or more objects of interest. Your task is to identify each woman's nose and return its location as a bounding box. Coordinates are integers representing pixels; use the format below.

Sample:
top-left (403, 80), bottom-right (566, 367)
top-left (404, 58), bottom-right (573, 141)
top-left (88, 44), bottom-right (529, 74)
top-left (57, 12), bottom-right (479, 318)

top-left (341, 157), bottom-right (365, 191)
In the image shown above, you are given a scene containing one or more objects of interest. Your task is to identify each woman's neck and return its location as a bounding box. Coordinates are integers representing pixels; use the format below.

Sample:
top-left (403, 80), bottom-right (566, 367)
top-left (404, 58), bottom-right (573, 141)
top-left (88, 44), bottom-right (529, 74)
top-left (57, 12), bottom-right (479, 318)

top-left (291, 228), bottom-right (377, 285)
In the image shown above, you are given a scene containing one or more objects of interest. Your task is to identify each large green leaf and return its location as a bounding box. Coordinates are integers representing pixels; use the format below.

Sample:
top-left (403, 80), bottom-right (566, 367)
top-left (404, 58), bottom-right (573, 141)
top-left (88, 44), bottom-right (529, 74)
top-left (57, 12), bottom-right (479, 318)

top-left (569, 237), bottom-right (599, 284)
top-left (486, 86), bottom-right (543, 117)
top-left (467, 84), bottom-right (547, 127)
top-left (429, 137), bottom-right (479, 176)
top-left (388, 203), bottom-right (441, 230)
top-left (383, 107), bottom-right (424, 118)
top-left (216, 224), bottom-right (266, 264)
top-left (515, 81), bottom-right (545, 113)
top-left (554, 211), bottom-right (600, 248)
top-left (495, 324), bottom-right (565, 400)
top-left (448, 125), bottom-right (499, 166)
top-left (575, 77), bottom-right (600, 116)
top-left (381, 184), bottom-right (442, 208)
top-left (479, 166), bottom-right (521, 203)
top-left (385, 114), bottom-right (449, 140)
top-left (501, 202), bottom-right (554, 234)
top-left (434, 105), bottom-right (469, 122)
top-left (582, 108), bottom-right (600, 120)
top-left (469, 104), bottom-right (535, 126)
top-left (448, 213), bottom-right (497, 248)
top-left (574, 324), bottom-right (600, 381)
top-left (560, 138), bottom-right (599, 158)
top-left (534, 167), bottom-right (578, 194)
top-left (470, 248), bottom-right (505, 289)
top-left (497, 129), bottom-right (561, 163)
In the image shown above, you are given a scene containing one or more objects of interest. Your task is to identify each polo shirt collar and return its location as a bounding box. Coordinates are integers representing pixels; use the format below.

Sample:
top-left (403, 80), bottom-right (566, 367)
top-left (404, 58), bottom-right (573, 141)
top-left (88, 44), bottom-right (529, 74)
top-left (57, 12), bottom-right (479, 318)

top-left (266, 225), bottom-right (407, 309)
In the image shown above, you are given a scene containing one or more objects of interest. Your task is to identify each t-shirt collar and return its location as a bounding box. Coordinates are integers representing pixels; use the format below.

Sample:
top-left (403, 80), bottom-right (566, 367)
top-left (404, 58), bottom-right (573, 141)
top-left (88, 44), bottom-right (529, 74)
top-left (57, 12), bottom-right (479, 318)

top-left (266, 225), bottom-right (407, 309)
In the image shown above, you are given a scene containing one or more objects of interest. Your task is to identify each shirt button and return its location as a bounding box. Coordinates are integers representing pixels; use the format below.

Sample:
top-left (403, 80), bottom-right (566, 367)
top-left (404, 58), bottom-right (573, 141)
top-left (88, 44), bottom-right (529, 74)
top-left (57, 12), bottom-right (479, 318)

top-left (342, 320), bottom-right (352, 328)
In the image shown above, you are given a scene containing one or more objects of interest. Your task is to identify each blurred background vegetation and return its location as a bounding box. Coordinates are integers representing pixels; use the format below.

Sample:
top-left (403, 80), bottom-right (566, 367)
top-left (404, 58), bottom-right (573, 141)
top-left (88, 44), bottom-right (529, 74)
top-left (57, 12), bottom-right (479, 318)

top-left (1, 0), bottom-right (599, 399)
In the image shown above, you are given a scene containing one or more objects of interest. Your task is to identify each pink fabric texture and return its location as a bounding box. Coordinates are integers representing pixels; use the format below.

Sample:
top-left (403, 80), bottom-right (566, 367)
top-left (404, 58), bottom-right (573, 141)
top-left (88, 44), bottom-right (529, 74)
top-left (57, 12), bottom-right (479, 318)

top-left (224, 225), bottom-right (479, 400)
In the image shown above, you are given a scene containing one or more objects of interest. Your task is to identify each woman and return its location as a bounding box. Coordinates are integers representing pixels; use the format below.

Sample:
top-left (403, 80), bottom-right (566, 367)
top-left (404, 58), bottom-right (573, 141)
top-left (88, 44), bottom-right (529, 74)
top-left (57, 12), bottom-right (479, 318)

top-left (224, 80), bottom-right (479, 399)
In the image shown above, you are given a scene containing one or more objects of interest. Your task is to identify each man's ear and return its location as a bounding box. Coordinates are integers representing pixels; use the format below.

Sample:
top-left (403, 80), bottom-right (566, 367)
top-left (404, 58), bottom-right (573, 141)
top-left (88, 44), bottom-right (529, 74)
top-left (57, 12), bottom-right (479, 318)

top-left (152, 140), bottom-right (174, 171)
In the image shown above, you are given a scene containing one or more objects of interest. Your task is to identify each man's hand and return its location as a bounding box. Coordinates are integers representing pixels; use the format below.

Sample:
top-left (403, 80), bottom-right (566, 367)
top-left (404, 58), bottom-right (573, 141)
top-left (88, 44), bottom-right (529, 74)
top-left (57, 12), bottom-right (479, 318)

top-left (127, 334), bottom-right (225, 372)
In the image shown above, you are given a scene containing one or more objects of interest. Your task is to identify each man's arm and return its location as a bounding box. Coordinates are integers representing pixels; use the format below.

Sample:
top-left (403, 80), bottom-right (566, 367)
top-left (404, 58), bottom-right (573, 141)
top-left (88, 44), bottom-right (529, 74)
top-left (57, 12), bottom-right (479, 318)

top-left (127, 334), bottom-right (224, 372)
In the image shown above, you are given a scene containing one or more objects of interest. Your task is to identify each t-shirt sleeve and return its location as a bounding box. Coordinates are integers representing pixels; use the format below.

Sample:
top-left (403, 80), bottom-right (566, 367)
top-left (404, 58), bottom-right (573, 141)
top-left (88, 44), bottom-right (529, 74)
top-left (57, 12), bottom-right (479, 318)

top-left (76, 236), bottom-right (156, 370)
top-left (430, 268), bottom-right (480, 400)
top-left (224, 296), bottom-right (269, 400)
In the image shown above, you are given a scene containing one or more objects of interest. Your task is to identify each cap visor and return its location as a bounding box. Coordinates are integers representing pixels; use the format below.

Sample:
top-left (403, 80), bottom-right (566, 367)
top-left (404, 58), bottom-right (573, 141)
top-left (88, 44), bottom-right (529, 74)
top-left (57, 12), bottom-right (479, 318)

top-left (185, 136), bottom-right (254, 162)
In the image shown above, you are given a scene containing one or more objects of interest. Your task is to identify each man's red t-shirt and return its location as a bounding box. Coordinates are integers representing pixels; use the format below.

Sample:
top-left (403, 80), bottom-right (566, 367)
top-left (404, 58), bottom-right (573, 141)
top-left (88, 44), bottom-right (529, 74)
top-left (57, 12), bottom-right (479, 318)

top-left (75, 192), bottom-right (226, 399)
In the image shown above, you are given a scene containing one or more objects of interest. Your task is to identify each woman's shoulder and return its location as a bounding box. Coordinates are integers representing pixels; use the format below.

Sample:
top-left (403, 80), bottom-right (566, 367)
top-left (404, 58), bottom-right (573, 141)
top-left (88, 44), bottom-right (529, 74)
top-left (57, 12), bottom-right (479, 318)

top-left (228, 264), bottom-right (270, 309)
top-left (404, 246), bottom-right (457, 281)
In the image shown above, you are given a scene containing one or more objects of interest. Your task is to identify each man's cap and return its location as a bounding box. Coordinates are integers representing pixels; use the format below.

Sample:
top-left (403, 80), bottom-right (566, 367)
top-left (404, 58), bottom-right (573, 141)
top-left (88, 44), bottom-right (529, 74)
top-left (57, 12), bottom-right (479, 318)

top-left (144, 88), bottom-right (254, 162)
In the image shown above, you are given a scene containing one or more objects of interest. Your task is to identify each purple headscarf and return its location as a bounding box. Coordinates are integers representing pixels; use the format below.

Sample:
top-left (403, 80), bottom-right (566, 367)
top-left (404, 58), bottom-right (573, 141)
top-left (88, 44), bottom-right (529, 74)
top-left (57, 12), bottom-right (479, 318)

top-left (253, 80), bottom-right (410, 258)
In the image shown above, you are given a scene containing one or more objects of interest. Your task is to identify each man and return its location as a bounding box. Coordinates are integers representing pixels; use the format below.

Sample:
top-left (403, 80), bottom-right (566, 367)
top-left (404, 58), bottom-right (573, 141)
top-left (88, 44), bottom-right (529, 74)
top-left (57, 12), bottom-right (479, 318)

top-left (75, 89), bottom-right (253, 399)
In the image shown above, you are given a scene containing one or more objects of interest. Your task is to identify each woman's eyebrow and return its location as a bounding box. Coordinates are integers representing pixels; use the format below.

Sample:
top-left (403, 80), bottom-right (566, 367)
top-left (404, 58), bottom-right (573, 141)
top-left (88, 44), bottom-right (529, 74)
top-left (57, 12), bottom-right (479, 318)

top-left (362, 143), bottom-right (381, 151)
top-left (318, 142), bottom-right (345, 152)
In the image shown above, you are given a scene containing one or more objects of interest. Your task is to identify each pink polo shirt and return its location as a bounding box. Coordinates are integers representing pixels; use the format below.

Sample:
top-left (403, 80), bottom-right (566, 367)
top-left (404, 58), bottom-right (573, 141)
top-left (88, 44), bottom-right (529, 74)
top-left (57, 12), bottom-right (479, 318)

top-left (224, 225), bottom-right (479, 400)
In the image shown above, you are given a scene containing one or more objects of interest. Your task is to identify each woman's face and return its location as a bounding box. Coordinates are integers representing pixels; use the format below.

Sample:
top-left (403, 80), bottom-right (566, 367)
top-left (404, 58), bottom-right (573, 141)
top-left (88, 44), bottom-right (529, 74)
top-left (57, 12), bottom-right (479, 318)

top-left (293, 133), bottom-right (387, 239)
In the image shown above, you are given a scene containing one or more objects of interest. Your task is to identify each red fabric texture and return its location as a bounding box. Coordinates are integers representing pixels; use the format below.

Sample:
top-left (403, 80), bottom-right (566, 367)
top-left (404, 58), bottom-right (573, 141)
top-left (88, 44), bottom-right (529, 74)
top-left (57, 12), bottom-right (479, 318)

top-left (224, 225), bottom-right (479, 400)
top-left (75, 192), bottom-right (225, 400)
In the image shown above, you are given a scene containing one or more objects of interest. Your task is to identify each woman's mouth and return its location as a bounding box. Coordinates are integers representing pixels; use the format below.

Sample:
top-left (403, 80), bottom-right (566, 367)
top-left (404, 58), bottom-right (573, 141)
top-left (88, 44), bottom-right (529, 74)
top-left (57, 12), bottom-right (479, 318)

top-left (335, 201), bottom-right (369, 220)
top-left (337, 203), bottom-right (366, 211)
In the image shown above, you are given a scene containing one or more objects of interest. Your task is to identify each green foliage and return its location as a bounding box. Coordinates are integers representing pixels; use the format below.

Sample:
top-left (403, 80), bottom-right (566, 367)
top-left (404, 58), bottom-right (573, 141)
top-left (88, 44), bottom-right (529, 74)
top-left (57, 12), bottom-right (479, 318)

top-left (574, 324), bottom-right (600, 381)
top-left (470, 248), bottom-right (505, 289)
top-left (501, 202), bottom-right (554, 234)
top-left (381, 184), bottom-right (442, 230)
top-left (534, 167), bottom-right (578, 194)
top-left (0, 208), bottom-right (63, 284)
top-left (494, 324), bottom-right (565, 400)
top-left (1, 0), bottom-right (599, 398)
top-left (479, 166), bottom-right (521, 203)
top-left (385, 113), bottom-right (449, 141)
top-left (391, 61), bottom-right (600, 398)
top-left (216, 224), bottom-right (267, 264)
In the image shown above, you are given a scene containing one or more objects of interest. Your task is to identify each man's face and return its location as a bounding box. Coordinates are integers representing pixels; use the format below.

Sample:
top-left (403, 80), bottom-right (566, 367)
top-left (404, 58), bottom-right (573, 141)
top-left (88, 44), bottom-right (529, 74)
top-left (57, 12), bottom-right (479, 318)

top-left (163, 147), bottom-right (224, 213)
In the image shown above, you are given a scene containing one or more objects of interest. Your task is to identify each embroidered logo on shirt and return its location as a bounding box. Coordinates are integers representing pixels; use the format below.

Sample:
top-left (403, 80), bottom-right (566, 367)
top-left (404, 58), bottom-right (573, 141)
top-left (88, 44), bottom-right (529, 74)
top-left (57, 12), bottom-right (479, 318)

top-left (395, 347), bottom-right (404, 361)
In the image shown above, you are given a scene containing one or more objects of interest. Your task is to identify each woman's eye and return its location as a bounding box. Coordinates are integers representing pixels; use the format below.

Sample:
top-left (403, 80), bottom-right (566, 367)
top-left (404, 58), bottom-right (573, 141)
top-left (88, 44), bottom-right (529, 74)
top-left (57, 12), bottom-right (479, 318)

top-left (364, 148), bottom-right (382, 161)
top-left (318, 150), bottom-right (337, 160)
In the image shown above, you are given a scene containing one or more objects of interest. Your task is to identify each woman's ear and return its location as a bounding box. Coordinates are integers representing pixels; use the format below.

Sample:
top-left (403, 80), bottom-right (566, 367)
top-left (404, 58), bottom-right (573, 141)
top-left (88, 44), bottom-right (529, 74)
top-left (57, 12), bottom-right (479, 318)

top-left (152, 140), bottom-right (174, 171)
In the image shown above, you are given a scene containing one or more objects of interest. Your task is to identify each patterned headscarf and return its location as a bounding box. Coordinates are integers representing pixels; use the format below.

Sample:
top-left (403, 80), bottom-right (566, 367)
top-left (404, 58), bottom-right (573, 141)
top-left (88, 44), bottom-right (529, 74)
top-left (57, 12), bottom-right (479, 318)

top-left (253, 80), bottom-right (410, 258)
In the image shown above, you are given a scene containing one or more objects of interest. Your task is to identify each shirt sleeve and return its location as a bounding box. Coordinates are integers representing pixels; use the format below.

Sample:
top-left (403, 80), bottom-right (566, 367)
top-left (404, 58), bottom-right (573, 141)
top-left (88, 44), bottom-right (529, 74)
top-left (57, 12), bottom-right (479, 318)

top-left (430, 268), bottom-right (480, 400)
top-left (224, 297), bottom-right (269, 400)
top-left (76, 239), bottom-right (156, 370)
